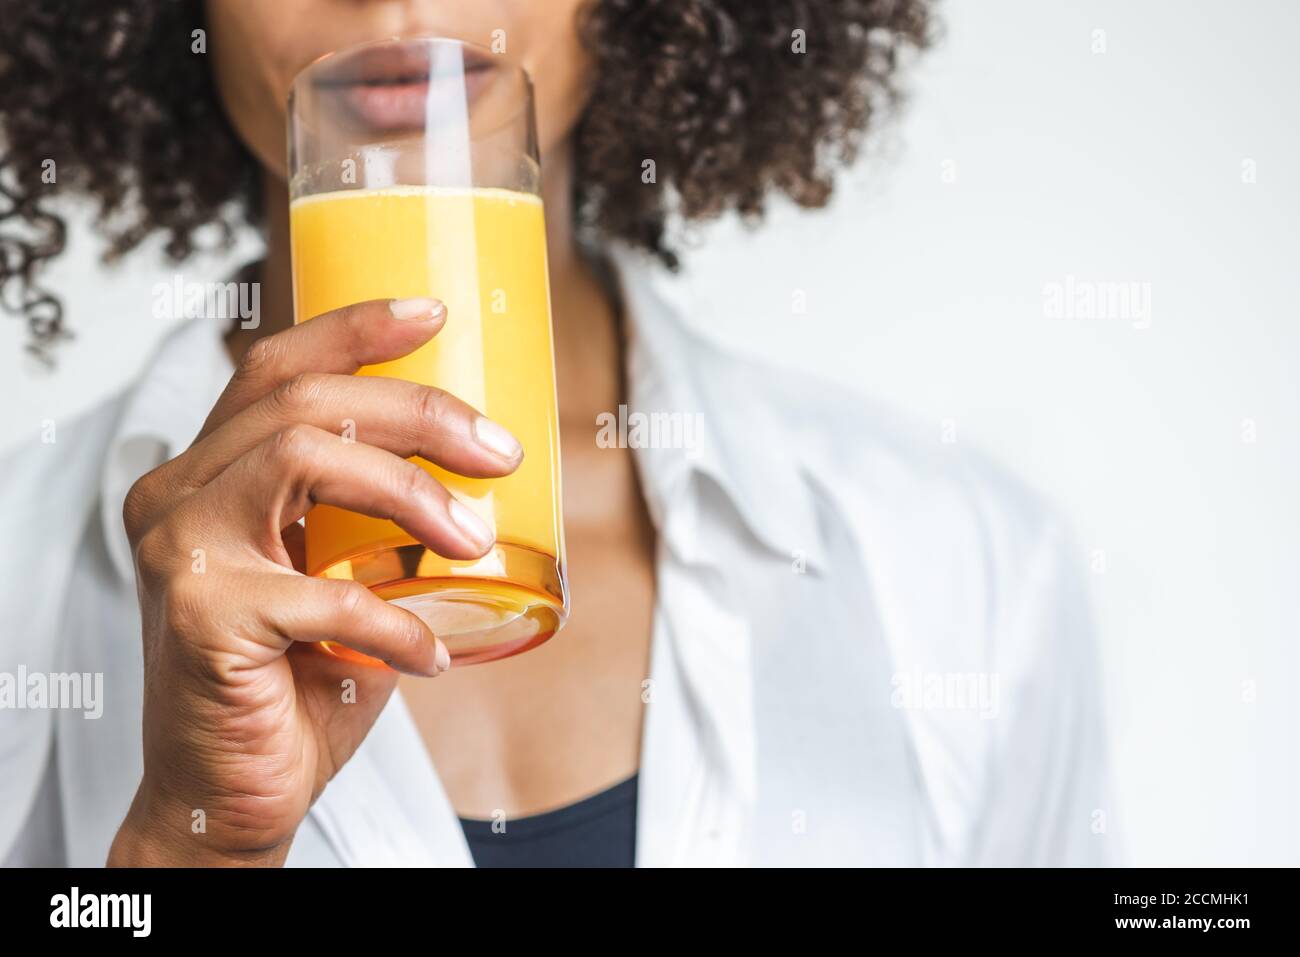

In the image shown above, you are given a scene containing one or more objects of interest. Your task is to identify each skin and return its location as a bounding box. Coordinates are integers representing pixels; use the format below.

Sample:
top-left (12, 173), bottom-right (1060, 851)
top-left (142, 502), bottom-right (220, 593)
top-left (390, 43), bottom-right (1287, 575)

top-left (109, 0), bottom-right (655, 866)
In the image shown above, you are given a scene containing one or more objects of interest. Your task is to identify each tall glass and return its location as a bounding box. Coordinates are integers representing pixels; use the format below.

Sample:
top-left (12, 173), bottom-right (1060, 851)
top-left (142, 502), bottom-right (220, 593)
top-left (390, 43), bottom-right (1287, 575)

top-left (287, 38), bottom-right (567, 665)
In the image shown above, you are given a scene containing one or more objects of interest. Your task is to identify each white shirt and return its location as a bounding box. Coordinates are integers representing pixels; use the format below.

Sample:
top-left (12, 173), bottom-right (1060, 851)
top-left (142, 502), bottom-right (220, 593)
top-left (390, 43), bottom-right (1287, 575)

top-left (0, 250), bottom-right (1114, 867)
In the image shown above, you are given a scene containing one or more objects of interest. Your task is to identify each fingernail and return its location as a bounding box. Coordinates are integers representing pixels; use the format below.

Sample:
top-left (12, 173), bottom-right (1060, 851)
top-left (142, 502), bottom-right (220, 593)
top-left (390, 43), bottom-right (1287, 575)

top-left (435, 642), bottom-right (451, 672)
top-left (473, 416), bottom-right (523, 464)
top-left (389, 297), bottom-right (445, 322)
top-left (448, 498), bottom-right (494, 551)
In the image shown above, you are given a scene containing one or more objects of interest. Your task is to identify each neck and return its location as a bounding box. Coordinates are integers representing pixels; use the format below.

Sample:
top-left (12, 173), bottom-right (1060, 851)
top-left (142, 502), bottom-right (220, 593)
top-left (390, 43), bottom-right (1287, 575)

top-left (242, 143), bottom-right (622, 424)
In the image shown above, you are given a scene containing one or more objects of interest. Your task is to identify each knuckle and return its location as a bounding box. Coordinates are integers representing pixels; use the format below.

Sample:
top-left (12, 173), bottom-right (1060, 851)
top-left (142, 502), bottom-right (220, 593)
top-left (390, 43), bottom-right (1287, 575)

top-left (372, 605), bottom-right (425, 669)
top-left (394, 615), bottom-right (428, 660)
top-left (332, 580), bottom-right (371, 620)
top-left (396, 460), bottom-right (431, 502)
top-left (160, 571), bottom-right (210, 638)
top-left (265, 423), bottom-right (319, 468)
top-left (130, 499), bottom-right (224, 645)
top-left (271, 372), bottom-right (328, 416)
top-left (414, 384), bottom-right (451, 429)
top-left (122, 472), bottom-right (160, 541)
top-left (309, 303), bottom-right (369, 361)
top-left (133, 524), bottom-right (171, 579)
top-left (341, 302), bottom-right (376, 349)
top-left (238, 334), bottom-right (282, 381)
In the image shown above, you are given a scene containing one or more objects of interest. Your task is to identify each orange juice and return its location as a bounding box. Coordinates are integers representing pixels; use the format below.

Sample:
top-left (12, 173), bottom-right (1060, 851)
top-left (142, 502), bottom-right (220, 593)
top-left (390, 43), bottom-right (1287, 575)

top-left (290, 185), bottom-right (566, 664)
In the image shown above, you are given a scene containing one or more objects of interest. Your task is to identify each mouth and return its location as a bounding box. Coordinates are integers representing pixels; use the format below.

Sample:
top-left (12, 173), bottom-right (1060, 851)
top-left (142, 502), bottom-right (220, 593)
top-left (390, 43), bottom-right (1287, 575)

top-left (311, 41), bottom-right (496, 133)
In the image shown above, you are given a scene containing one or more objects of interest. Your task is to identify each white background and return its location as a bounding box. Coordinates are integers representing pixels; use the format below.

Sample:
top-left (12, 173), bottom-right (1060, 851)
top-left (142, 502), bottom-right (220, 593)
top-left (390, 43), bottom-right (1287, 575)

top-left (3, 0), bottom-right (1297, 865)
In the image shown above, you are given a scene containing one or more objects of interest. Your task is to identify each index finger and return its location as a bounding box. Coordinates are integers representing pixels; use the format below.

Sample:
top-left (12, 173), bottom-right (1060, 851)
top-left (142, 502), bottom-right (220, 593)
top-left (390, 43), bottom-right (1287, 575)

top-left (197, 297), bottom-right (446, 441)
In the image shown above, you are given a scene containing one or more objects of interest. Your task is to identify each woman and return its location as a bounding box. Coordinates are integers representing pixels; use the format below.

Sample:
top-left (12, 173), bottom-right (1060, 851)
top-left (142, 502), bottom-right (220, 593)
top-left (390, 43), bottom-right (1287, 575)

top-left (0, 1), bottom-right (1111, 867)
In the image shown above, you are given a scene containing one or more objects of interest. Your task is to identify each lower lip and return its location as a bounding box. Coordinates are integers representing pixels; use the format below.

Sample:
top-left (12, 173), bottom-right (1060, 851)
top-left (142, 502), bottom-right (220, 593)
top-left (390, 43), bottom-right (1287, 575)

top-left (338, 81), bottom-right (431, 130)
top-left (328, 69), bottom-right (492, 132)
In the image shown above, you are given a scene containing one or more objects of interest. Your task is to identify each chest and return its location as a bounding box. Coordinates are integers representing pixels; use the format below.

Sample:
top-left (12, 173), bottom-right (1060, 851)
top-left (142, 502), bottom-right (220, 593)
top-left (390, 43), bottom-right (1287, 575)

top-left (398, 466), bottom-right (656, 818)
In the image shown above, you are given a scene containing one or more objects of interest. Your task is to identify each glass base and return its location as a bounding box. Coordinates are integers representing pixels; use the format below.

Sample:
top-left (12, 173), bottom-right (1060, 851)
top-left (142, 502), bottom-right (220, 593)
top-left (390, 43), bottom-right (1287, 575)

top-left (316, 542), bottom-right (566, 666)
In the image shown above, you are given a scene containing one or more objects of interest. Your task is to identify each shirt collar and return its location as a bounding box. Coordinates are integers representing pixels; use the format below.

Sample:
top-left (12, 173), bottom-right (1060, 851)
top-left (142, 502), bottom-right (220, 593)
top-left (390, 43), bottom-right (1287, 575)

top-left (100, 314), bottom-right (235, 581)
top-left (612, 246), bottom-right (826, 571)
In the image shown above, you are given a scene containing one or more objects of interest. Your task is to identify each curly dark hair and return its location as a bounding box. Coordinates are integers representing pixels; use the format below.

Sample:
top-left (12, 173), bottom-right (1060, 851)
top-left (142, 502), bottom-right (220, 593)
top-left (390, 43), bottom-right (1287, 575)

top-left (0, 0), bottom-right (932, 356)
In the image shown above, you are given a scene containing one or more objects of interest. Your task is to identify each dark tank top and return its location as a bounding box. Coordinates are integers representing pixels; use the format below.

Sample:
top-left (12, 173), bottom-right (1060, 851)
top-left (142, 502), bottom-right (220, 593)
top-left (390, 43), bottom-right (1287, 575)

top-left (458, 775), bottom-right (638, 868)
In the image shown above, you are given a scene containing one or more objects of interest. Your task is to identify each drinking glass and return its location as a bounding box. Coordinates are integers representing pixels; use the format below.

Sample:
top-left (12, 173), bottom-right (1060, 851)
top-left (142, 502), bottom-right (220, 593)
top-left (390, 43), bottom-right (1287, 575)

top-left (288, 37), bottom-right (567, 665)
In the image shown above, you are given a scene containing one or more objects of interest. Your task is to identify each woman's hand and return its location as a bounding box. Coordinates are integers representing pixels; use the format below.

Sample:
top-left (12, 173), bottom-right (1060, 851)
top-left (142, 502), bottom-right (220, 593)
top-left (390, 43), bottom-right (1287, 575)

top-left (107, 297), bottom-right (523, 867)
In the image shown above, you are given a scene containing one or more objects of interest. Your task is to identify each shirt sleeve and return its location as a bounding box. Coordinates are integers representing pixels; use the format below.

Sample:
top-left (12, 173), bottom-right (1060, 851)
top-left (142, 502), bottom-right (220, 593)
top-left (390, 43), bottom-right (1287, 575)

top-left (2, 744), bottom-right (67, 866)
top-left (0, 421), bottom-right (110, 866)
top-left (967, 521), bottom-right (1120, 866)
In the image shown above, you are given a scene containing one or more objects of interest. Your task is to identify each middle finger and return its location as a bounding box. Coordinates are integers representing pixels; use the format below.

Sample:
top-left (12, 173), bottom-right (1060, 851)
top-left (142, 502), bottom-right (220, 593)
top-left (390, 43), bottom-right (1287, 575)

top-left (177, 373), bottom-right (524, 490)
